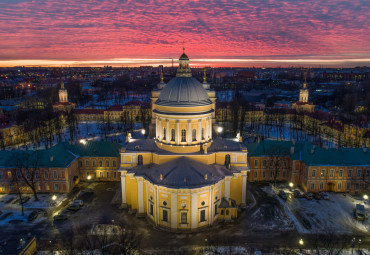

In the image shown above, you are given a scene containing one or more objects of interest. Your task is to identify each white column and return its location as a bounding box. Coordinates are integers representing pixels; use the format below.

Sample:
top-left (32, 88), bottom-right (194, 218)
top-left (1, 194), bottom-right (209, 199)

top-left (120, 171), bottom-right (127, 205)
top-left (176, 120), bottom-right (180, 145)
top-left (188, 120), bottom-right (191, 145)
top-left (225, 178), bottom-right (230, 200)
top-left (171, 192), bottom-right (177, 229)
top-left (156, 117), bottom-right (159, 139)
top-left (205, 118), bottom-right (209, 141)
top-left (208, 187), bottom-right (213, 225)
top-left (191, 192), bottom-right (197, 229)
top-left (155, 186), bottom-right (159, 225)
top-left (158, 118), bottom-right (162, 141)
top-left (137, 178), bottom-right (144, 214)
top-left (241, 174), bottom-right (247, 206)
top-left (198, 119), bottom-right (202, 142)
top-left (166, 119), bottom-right (169, 144)
top-left (209, 118), bottom-right (212, 139)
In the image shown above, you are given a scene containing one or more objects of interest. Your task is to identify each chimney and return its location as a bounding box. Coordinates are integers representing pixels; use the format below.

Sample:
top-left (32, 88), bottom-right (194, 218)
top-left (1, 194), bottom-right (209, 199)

top-left (290, 146), bottom-right (295, 155)
top-left (160, 174), bottom-right (163, 180)
top-left (50, 156), bottom-right (53, 162)
top-left (204, 174), bottom-right (208, 180)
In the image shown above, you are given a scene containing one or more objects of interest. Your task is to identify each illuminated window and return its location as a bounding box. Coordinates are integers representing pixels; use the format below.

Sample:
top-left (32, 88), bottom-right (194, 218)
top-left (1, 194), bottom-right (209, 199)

top-left (192, 129), bottom-right (196, 141)
top-left (171, 129), bottom-right (175, 141)
top-left (330, 169), bottom-right (334, 177)
top-left (320, 169), bottom-right (325, 177)
top-left (181, 129), bottom-right (186, 142)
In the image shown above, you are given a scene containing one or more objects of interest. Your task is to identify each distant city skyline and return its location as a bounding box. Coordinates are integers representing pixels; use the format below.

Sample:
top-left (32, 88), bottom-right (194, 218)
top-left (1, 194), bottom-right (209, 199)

top-left (0, 0), bottom-right (369, 67)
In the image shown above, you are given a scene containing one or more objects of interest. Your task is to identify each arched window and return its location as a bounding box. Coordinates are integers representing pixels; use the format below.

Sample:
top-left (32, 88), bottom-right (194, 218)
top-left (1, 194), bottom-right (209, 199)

top-left (192, 129), bottom-right (196, 141)
top-left (201, 128), bottom-right (205, 140)
top-left (163, 128), bottom-right (166, 140)
top-left (138, 155), bottom-right (143, 165)
top-left (171, 129), bottom-right (175, 141)
top-left (181, 129), bottom-right (186, 142)
top-left (225, 154), bottom-right (231, 166)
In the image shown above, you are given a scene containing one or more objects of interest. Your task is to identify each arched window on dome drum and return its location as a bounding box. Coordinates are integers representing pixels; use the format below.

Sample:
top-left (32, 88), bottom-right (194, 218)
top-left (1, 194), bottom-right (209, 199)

top-left (225, 154), bottom-right (231, 166)
top-left (163, 128), bottom-right (166, 140)
top-left (192, 129), bottom-right (196, 141)
top-left (201, 128), bottom-right (205, 140)
top-left (171, 129), bottom-right (175, 141)
top-left (181, 129), bottom-right (186, 142)
top-left (138, 155), bottom-right (143, 165)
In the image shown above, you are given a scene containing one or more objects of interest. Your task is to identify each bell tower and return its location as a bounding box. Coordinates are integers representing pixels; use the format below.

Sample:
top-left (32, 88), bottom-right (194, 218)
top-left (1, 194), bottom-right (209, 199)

top-left (59, 80), bottom-right (68, 103)
top-left (299, 79), bottom-right (309, 103)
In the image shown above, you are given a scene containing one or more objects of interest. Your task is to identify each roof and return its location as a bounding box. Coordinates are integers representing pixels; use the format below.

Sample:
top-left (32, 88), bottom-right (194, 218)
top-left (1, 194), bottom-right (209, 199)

top-left (75, 109), bottom-right (104, 115)
top-left (107, 105), bottom-right (123, 111)
top-left (57, 141), bottom-right (121, 157)
top-left (155, 77), bottom-right (212, 107)
top-left (179, 53), bottom-right (189, 60)
top-left (0, 145), bottom-right (77, 168)
top-left (129, 157), bottom-right (237, 188)
top-left (246, 140), bottom-right (296, 157)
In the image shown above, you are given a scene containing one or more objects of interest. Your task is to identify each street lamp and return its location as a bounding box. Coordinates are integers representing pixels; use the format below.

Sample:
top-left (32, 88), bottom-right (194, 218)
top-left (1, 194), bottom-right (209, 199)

top-left (217, 127), bottom-right (223, 133)
top-left (299, 238), bottom-right (304, 246)
top-left (87, 175), bottom-right (91, 180)
top-left (363, 194), bottom-right (368, 200)
top-left (52, 195), bottom-right (57, 201)
top-left (289, 182), bottom-right (294, 188)
top-left (141, 129), bottom-right (146, 135)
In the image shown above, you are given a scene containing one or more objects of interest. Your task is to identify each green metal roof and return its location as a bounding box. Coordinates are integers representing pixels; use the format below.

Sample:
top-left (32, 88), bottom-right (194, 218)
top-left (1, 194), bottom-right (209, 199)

top-left (57, 141), bottom-right (121, 157)
top-left (246, 140), bottom-right (370, 167)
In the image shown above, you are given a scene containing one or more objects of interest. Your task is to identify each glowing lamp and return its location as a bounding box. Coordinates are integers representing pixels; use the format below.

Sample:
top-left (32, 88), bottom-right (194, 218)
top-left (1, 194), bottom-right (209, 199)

top-left (217, 127), bottom-right (223, 133)
top-left (52, 195), bottom-right (57, 201)
top-left (141, 129), bottom-right (146, 135)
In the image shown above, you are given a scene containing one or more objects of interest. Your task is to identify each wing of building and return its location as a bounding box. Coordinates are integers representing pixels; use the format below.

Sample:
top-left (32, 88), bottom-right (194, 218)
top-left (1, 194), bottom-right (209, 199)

top-left (119, 50), bottom-right (250, 231)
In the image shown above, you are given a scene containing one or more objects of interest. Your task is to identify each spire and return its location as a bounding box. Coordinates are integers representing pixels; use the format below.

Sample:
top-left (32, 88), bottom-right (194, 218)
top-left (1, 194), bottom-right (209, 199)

top-left (203, 67), bottom-right (207, 83)
top-left (303, 78), bottom-right (307, 89)
top-left (60, 79), bottom-right (65, 89)
top-left (183, 40), bottom-right (185, 54)
top-left (160, 66), bottom-right (164, 83)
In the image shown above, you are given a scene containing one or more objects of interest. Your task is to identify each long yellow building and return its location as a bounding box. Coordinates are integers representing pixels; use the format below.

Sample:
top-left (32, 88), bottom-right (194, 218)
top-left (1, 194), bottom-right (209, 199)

top-left (119, 51), bottom-right (250, 231)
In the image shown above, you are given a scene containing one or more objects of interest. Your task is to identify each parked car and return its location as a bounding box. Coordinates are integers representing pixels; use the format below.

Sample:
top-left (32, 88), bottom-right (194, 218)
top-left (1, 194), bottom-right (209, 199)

top-left (293, 190), bottom-right (302, 198)
top-left (27, 211), bottom-right (38, 222)
top-left (304, 193), bottom-right (313, 200)
top-left (354, 204), bottom-right (365, 221)
top-left (279, 190), bottom-right (287, 200)
top-left (53, 213), bottom-right (68, 221)
top-left (302, 218), bottom-right (312, 229)
top-left (72, 200), bottom-right (84, 207)
top-left (320, 192), bottom-right (329, 200)
top-left (68, 203), bottom-right (80, 211)
top-left (314, 193), bottom-right (321, 200)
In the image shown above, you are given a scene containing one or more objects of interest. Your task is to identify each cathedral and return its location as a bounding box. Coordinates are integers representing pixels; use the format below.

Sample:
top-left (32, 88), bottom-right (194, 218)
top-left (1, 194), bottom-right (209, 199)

top-left (119, 50), bottom-right (249, 231)
top-left (53, 80), bottom-right (75, 112)
top-left (292, 79), bottom-right (315, 113)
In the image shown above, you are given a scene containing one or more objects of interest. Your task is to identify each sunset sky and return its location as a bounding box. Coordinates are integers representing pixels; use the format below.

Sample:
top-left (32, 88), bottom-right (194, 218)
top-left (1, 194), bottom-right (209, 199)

top-left (0, 0), bottom-right (369, 67)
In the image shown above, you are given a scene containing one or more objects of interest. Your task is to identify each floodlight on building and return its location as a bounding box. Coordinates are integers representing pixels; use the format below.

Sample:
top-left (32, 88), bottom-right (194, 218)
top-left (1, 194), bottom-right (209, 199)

top-left (141, 129), bottom-right (146, 135)
top-left (79, 139), bottom-right (87, 145)
top-left (217, 127), bottom-right (223, 133)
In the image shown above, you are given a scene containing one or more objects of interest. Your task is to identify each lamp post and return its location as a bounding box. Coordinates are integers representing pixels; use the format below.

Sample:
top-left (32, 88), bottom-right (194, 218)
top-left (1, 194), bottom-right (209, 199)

top-left (217, 126), bottom-right (223, 138)
top-left (299, 238), bottom-right (304, 252)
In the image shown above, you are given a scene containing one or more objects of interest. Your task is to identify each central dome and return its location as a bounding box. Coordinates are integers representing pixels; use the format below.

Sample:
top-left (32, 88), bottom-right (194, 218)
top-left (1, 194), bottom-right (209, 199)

top-left (156, 77), bottom-right (212, 107)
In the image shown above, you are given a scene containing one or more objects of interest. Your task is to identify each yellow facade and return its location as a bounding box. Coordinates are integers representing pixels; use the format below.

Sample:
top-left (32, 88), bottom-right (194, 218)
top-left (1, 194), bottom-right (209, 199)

top-left (119, 51), bottom-right (249, 231)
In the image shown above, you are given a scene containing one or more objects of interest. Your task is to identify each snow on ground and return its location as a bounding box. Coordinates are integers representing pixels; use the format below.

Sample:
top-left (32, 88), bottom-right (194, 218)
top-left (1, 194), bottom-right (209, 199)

top-left (262, 185), bottom-right (370, 235)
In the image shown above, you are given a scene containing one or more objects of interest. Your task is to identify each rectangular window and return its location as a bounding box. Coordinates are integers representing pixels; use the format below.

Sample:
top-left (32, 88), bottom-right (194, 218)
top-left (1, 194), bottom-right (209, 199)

top-left (312, 169), bottom-right (316, 177)
top-left (357, 169), bottom-right (361, 177)
top-left (100, 172), bottom-right (103, 178)
top-left (150, 204), bottom-right (153, 216)
top-left (269, 160), bottom-right (273, 167)
top-left (16, 171), bottom-right (21, 179)
top-left (270, 171), bottom-right (273, 178)
top-left (53, 170), bottom-right (58, 179)
top-left (276, 171), bottom-right (279, 178)
top-left (321, 169), bottom-right (325, 177)
top-left (107, 172), bottom-right (110, 178)
top-left (54, 183), bottom-right (59, 191)
top-left (254, 160), bottom-right (258, 167)
top-left (92, 160), bottom-right (96, 167)
top-left (263, 160), bottom-right (266, 167)
top-left (310, 182), bottom-right (315, 190)
top-left (114, 172), bottom-right (117, 179)
top-left (200, 210), bottom-right (206, 222)
top-left (44, 170), bottom-right (49, 179)
top-left (329, 169), bottom-right (334, 177)
top-left (283, 171), bottom-right (286, 178)
top-left (181, 212), bottom-right (187, 224)
top-left (262, 171), bottom-right (265, 178)
top-left (113, 161), bottom-right (116, 167)
top-left (366, 170), bottom-right (370, 177)
top-left (337, 182), bottom-right (342, 190)
top-left (347, 182), bottom-right (351, 190)
top-left (46, 184), bottom-right (50, 191)
top-left (254, 171), bottom-right (257, 178)
top-left (339, 169), bottom-right (343, 177)
top-left (215, 204), bottom-right (218, 216)
top-left (181, 129), bottom-right (186, 142)
top-left (35, 170), bottom-right (39, 179)
top-left (356, 183), bottom-right (360, 190)
top-left (99, 161), bottom-right (103, 167)
top-left (106, 161), bottom-right (109, 167)
top-left (162, 210), bottom-right (168, 222)
top-left (79, 161), bottom-right (82, 167)
top-left (320, 182), bottom-right (323, 190)
top-left (85, 160), bottom-right (89, 166)
top-left (0, 171), bottom-right (3, 179)
top-left (348, 169), bottom-right (352, 177)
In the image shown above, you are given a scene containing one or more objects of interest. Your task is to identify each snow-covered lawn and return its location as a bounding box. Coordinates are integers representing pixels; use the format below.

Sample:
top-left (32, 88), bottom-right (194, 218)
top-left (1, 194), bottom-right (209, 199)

top-left (264, 186), bottom-right (370, 234)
